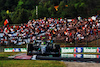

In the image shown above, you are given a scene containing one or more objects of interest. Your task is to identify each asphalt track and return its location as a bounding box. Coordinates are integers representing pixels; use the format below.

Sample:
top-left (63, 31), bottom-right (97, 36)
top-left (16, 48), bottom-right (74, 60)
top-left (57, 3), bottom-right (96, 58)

top-left (64, 62), bottom-right (100, 67)
top-left (8, 53), bottom-right (100, 63)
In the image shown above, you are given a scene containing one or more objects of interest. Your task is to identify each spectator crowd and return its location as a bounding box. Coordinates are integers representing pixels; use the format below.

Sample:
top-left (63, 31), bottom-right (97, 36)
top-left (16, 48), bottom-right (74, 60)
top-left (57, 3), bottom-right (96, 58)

top-left (0, 16), bottom-right (100, 46)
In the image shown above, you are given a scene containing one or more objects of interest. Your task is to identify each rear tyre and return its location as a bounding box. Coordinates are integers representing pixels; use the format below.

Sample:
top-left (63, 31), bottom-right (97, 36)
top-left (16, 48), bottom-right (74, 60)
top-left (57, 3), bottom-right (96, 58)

top-left (53, 45), bottom-right (61, 57)
top-left (27, 44), bottom-right (33, 55)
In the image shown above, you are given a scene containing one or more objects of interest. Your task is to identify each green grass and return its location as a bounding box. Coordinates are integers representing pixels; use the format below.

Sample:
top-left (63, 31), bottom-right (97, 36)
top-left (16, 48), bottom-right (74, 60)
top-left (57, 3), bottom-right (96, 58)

top-left (0, 52), bottom-right (21, 57)
top-left (0, 60), bottom-right (65, 67)
top-left (0, 52), bottom-right (21, 60)
top-left (0, 52), bottom-right (66, 67)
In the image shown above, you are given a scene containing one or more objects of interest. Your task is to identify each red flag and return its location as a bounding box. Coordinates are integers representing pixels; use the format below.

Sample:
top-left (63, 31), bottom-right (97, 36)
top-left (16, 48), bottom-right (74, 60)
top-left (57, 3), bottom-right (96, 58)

top-left (4, 19), bottom-right (9, 26)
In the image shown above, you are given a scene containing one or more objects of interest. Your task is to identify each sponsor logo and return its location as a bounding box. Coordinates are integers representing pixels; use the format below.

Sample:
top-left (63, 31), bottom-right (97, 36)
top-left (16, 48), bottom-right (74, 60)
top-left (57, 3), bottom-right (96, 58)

top-left (4, 48), bottom-right (27, 52)
top-left (4, 48), bottom-right (13, 52)
top-left (83, 54), bottom-right (97, 58)
top-left (61, 47), bottom-right (74, 53)
top-left (76, 54), bottom-right (83, 58)
top-left (74, 54), bottom-right (83, 58)
top-left (21, 48), bottom-right (27, 52)
top-left (61, 54), bottom-right (74, 58)
top-left (97, 55), bottom-right (99, 58)
top-left (76, 47), bottom-right (83, 53)
top-left (74, 48), bottom-right (76, 53)
top-left (97, 47), bottom-right (100, 53)
top-left (13, 48), bottom-right (21, 52)
top-left (83, 47), bottom-right (97, 53)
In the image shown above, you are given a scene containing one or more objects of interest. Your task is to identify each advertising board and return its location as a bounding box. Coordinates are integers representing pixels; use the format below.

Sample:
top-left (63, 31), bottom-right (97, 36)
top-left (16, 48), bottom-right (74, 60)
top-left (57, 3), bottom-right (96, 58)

top-left (61, 47), bottom-right (100, 53)
top-left (83, 47), bottom-right (97, 53)
top-left (61, 54), bottom-right (98, 58)
top-left (61, 47), bottom-right (74, 53)
top-left (4, 48), bottom-right (27, 52)
top-left (4, 48), bottom-right (13, 52)
top-left (4, 47), bottom-right (100, 53)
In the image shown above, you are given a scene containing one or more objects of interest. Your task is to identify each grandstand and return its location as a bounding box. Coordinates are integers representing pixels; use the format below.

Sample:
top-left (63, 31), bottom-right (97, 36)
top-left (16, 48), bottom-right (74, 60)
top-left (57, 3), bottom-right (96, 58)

top-left (0, 17), bottom-right (100, 47)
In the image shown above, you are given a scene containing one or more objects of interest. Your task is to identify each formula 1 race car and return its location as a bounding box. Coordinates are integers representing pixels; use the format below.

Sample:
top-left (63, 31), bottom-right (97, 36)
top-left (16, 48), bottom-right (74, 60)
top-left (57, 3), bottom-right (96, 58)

top-left (27, 40), bottom-right (61, 57)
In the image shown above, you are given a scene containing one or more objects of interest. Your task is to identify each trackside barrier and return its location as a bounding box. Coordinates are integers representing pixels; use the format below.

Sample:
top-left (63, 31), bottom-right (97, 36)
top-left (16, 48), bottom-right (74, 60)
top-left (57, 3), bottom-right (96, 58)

top-left (4, 48), bottom-right (27, 52)
top-left (4, 47), bottom-right (100, 53)
top-left (61, 47), bottom-right (100, 53)
top-left (61, 54), bottom-right (99, 58)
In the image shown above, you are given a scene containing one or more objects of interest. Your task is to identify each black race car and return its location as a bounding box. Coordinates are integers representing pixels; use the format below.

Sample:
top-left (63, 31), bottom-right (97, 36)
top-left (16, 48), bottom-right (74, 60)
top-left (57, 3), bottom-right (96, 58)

top-left (27, 40), bottom-right (61, 57)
